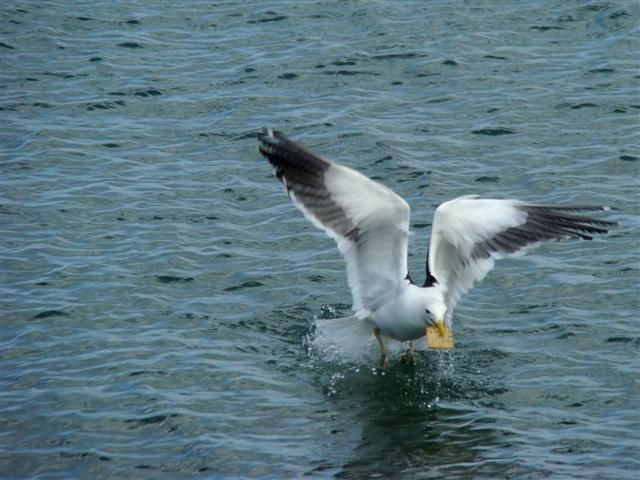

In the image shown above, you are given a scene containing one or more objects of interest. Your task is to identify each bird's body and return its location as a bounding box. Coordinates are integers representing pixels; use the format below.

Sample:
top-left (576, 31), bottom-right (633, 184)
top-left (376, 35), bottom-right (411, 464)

top-left (369, 281), bottom-right (445, 341)
top-left (258, 129), bottom-right (615, 365)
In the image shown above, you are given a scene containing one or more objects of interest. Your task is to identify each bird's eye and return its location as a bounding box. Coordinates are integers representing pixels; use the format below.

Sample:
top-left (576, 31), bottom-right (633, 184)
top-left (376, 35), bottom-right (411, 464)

top-left (425, 308), bottom-right (431, 316)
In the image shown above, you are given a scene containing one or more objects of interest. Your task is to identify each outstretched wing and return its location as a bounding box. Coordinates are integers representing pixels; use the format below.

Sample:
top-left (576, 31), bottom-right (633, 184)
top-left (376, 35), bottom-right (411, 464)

top-left (259, 129), bottom-right (411, 318)
top-left (427, 195), bottom-right (615, 319)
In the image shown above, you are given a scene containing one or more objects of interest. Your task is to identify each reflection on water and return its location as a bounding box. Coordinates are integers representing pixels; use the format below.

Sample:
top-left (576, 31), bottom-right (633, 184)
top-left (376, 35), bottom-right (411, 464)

top-left (306, 340), bottom-right (518, 478)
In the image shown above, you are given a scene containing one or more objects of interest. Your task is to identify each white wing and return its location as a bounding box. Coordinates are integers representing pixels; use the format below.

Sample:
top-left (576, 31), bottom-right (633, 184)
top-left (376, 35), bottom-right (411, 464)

top-left (259, 129), bottom-right (411, 318)
top-left (428, 195), bottom-right (615, 319)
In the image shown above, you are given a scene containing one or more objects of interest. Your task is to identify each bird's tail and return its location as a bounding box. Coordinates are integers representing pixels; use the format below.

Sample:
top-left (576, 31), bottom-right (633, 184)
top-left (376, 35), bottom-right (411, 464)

top-left (310, 315), bottom-right (413, 363)
top-left (311, 315), bottom-right (377, 363)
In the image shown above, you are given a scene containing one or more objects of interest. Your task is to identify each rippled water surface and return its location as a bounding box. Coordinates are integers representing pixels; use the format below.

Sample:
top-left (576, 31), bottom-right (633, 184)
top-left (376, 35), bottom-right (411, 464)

top-left (2, 1), bottom-right (639, 478)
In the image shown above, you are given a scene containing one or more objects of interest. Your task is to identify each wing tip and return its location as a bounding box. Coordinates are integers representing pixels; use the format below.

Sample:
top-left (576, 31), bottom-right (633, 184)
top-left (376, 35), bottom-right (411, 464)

top-left (523, 204), bottom-right (618, 229)
top-left (258, 127), bottom-right (285, 143)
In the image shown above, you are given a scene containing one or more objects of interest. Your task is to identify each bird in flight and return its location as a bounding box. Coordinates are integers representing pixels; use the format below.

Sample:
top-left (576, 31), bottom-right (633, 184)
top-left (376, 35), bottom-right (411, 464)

top-left (258, 129), bottom-right (615, 366)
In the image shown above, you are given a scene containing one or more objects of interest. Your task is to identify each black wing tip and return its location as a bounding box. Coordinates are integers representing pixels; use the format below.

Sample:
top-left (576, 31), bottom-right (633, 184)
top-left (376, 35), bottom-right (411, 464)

top-left (526, 204), bottom-right (616, 212)
top-left (257, 128), bottom-right (286, 143)
top-left (524, 204), bottom-right (618, 227)
top-left (257, 129), bottom-right (332, 176)
top-left (521, 204), bottom-right (618, 242)
top-left (257, 128), bottom-right (291, 161)
top-left (257, 129), bottom-right (280, 162)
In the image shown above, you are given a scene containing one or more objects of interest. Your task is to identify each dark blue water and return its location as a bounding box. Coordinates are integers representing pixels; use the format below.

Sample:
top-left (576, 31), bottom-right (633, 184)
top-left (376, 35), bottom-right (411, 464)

top-left (2, 1), bottom-right (639, 478)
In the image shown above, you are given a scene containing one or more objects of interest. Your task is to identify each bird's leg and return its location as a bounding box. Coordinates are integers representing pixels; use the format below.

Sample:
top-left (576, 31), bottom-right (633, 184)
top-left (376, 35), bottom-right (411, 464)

top-left (401, 341), bottom-right (415, 366)
top-left (374, 327), bottom-right (388, 368)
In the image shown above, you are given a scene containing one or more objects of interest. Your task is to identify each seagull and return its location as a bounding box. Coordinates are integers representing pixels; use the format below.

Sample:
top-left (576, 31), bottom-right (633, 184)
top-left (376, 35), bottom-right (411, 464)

top-left (258, 128), bottom-right (615, 366)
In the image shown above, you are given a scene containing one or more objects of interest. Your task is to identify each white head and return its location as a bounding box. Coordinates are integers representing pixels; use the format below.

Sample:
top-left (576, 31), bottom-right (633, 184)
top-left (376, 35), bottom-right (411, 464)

top-left (422, 286), bottom-right (448, 336)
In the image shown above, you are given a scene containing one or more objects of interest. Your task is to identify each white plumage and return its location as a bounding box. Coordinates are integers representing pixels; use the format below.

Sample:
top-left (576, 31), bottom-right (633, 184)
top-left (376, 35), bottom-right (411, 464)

top-left (258, 129), bottom-right (614, 364)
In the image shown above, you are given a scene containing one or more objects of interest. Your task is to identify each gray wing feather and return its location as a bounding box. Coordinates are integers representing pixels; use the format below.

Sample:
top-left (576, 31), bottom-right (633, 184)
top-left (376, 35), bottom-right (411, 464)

top-left (259, 129), bottom-right (411, 316)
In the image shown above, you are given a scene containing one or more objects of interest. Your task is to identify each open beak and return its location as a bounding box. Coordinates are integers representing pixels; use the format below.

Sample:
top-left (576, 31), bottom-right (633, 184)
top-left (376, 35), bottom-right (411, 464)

top-left (431, 319), bottom-right (446, 337)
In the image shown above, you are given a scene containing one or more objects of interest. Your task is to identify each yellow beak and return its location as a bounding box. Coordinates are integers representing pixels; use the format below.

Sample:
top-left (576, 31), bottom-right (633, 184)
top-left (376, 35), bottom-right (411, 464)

top-left (434, 319), bottom-right (446, 337)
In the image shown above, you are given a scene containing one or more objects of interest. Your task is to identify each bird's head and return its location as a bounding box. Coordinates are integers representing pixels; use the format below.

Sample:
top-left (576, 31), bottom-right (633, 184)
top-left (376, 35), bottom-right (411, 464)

top-left (424, 295), bottom-right (448, 337)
